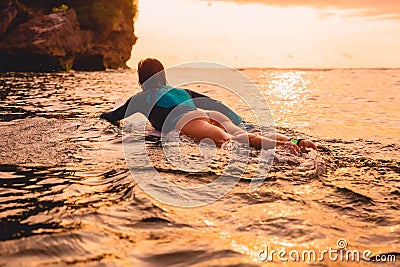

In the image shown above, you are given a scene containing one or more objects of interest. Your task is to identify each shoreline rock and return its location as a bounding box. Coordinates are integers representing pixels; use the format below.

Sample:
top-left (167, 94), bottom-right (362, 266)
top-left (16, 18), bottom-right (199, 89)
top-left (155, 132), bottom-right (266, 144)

top-left (0, 1), bottom-right (136, 72)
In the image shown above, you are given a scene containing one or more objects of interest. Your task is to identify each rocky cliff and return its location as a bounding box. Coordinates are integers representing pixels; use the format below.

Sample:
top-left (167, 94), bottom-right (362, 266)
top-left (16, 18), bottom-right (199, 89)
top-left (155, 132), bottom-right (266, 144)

top-left (0, 0), bottom-right (137, 71)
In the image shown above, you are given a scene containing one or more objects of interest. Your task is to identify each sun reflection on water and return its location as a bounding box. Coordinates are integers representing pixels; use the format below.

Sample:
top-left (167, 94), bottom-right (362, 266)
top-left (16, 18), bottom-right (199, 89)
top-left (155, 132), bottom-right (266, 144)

top-left (259, 71), bottom-right (312, 127)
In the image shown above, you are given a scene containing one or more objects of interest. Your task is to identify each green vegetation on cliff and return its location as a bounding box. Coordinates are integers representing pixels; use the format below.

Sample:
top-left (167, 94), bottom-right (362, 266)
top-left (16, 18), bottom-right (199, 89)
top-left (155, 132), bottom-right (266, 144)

top-left (16, 0), bottom-right (137, 35)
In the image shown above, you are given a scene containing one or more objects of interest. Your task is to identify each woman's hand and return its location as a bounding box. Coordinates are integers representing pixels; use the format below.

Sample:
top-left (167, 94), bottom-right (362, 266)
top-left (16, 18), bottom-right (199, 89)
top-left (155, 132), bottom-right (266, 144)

top-left (100, 112), bottom-right (120, 126)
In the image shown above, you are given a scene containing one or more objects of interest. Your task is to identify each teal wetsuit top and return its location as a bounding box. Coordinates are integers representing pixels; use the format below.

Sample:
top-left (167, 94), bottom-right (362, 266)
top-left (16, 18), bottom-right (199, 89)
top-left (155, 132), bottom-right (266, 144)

top-left (101, 85), bottom-right (242, 133)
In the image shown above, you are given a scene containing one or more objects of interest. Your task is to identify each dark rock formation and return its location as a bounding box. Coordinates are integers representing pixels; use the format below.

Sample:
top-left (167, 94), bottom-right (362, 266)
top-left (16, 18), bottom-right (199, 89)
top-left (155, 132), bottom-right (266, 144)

top-left (0, 1), bottom-right (17, 37)
top-left (0, 8), bottom-right (90, 71)
top-left (0, 0), bottom-right (137, 72)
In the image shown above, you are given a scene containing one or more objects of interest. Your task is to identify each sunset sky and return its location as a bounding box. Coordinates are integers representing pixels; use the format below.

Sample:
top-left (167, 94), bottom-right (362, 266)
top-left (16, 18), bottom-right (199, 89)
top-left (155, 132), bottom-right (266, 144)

top-left (128, 0), bottom-right (400, 68)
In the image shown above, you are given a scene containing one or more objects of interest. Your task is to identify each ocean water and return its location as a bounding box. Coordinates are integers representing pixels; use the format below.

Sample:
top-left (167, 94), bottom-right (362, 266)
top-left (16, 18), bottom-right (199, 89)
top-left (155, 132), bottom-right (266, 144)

top-left (0, 69), bottom-right (399, 266)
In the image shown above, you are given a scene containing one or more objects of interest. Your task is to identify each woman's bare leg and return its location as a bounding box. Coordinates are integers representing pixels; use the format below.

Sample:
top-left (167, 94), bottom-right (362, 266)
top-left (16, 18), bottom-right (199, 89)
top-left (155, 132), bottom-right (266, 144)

top-left (175, 110), bottom-right (300, 152)
top-left (264, 132), bottom-right (316, 151)
top-left (207, 111), bottom-right (245, 135)
top-left (175, 110), bottom-right (230, 146)
top-left (207, 111), bottom-right (283, 150)
top-left (180, 120), bottom-right (230, 146)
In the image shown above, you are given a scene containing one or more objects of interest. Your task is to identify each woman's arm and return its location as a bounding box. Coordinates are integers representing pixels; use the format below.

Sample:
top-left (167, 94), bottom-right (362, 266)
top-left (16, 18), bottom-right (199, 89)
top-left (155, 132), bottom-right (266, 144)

top-left (100, 95), bottom-right (141, 124)
top-left (185, 89), bottom-right (243, 125)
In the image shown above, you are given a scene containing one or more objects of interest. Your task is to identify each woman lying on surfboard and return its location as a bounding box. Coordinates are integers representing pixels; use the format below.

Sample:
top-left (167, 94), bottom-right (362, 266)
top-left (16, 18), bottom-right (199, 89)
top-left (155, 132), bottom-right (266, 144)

top-left (100, 58), bottom-right (316, 154)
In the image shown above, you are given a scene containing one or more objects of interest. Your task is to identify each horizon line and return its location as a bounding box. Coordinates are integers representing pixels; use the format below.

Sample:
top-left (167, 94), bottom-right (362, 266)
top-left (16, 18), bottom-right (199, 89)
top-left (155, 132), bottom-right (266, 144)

top-left (128, 66), bottom-right (400, 71)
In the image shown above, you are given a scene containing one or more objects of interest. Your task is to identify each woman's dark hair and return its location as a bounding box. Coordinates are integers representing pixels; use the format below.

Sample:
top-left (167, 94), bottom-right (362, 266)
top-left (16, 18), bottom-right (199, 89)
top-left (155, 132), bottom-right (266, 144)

top-left (138, 58), bottom-right (167, 90)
